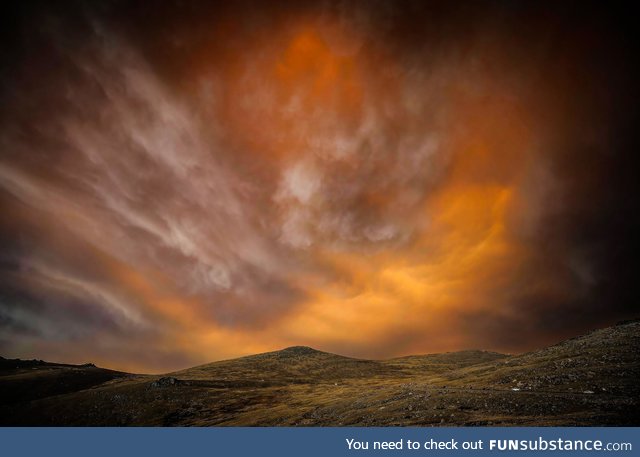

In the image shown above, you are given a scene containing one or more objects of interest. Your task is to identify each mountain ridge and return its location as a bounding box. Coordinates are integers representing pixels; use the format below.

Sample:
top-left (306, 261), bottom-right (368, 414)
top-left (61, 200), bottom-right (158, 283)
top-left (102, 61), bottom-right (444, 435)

top-left (0, 320), bottom-right (638, 426)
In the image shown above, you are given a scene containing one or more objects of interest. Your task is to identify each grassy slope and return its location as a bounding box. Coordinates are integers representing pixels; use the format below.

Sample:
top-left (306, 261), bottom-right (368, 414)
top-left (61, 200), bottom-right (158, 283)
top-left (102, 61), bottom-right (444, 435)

top-left (0, 358), bottom-right (131, 406)
top-left (0, 321), bottom-right (638, 426)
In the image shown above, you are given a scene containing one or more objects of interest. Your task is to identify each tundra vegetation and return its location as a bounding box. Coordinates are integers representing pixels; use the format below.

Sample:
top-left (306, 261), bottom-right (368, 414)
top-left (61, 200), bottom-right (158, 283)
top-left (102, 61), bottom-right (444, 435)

top-left (0, 320), bottom-right (638, 426)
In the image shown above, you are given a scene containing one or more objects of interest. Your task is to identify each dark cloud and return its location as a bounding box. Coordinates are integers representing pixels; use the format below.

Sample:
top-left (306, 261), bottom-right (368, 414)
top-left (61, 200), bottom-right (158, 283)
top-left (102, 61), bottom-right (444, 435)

top-left (0, 1), bottom-right (637, 371)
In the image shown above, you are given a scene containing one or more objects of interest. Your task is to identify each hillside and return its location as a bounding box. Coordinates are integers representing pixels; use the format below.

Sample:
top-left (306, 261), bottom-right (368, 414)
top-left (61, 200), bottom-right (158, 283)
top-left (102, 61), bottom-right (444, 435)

top-left (172, 346), bottom-right (402, 384)
top-left (0, 357), bottom-right (131, 406)
top-left (0, 320), bottom-right (638, 426)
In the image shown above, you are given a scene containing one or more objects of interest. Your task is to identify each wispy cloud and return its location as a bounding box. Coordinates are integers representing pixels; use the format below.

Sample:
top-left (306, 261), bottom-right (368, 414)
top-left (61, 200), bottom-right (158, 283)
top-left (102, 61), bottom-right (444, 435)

top-left (0, 2), bottom-right (636, 372)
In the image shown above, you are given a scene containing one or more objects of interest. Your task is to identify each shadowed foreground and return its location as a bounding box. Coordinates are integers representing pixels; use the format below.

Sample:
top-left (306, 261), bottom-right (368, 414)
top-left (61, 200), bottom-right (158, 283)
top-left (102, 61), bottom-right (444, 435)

top-left (1, 320), bottom-right (638, 426)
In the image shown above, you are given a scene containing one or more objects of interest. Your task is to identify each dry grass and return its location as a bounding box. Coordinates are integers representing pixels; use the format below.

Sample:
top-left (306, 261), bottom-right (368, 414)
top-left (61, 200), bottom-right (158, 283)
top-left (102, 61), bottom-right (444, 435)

top-left (1, 321), bottom-right (638, 426)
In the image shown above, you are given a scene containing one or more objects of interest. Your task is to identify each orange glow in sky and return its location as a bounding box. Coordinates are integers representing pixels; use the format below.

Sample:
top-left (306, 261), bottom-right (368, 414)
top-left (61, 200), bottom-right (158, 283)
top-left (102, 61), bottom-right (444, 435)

top-left (1, 5), bottom-right (635, 373)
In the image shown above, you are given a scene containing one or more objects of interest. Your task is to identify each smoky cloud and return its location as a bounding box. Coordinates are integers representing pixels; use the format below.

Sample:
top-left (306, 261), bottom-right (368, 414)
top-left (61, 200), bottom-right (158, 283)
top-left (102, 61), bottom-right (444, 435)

top-left (0, 1), bottom-right (637, 371)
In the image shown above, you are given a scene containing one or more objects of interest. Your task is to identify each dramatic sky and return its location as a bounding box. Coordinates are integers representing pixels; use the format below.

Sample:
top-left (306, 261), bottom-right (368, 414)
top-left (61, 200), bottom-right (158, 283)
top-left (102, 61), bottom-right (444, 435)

top-left (0, 1), bottom-right (637, 373)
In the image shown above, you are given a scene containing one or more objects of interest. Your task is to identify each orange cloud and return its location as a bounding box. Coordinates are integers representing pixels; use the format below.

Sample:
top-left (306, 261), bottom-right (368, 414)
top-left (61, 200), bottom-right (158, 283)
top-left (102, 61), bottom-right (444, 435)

top-left (2, 5), bottom-right (633, 373)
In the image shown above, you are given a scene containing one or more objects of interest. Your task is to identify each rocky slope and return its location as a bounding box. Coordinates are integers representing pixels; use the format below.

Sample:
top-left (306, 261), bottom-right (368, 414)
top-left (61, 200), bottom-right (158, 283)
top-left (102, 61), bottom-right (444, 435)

top-left (0, 320), bottom-right (638, 426)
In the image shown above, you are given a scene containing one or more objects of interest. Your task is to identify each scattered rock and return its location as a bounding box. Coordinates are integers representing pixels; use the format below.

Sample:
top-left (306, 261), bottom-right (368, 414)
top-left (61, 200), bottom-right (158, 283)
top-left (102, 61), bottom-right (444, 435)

top-left (150, 377), bottom-right (179, 388)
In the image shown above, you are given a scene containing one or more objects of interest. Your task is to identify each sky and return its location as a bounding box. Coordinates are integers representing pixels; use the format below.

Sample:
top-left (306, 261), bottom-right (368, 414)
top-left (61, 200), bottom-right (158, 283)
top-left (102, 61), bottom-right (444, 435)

top-left (0, 1), bottom-right (638, 373)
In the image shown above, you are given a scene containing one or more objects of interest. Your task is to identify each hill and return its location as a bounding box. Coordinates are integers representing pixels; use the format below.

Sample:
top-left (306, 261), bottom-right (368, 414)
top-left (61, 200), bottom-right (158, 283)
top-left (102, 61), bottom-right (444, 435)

top-left (0, 357), bottom-right (131, 406)
top-left (0, 321), bottom-right (638, 426)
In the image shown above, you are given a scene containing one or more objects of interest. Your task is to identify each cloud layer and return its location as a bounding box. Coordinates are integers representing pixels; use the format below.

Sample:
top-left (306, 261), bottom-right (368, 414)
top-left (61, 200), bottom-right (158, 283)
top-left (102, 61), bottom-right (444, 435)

top-left (0, 1), bottom-right (637, 372)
